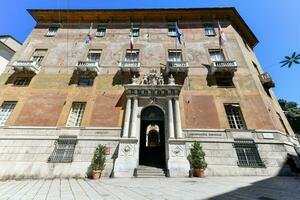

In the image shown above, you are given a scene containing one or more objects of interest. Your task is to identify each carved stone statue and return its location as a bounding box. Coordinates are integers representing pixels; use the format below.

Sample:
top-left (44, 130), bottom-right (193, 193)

top-left (168, 74), bottom-right (175, 85)
top-left (142, 74), bottom-right (148, 85)
top-left (131, 75), bottom-right (139, 85)
top-left (158, 73), bottom-right (164, 85)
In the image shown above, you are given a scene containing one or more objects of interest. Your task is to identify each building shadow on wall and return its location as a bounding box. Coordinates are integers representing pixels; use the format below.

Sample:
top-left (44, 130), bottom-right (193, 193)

top-left (112, 70), bottom-right (136, 86)
top-left (201, 64), bottom-right (215, 86)
top-left (208, 155), bottom-right (300, 200)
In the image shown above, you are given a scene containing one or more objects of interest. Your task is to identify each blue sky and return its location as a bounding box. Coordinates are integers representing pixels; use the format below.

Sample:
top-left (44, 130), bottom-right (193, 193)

top-left (0, 0), bottom-right (299, 104)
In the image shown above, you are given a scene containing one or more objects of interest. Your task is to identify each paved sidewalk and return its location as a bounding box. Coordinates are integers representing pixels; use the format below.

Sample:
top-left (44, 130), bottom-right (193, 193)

top-left (0, 176), bottom-right (299, 200)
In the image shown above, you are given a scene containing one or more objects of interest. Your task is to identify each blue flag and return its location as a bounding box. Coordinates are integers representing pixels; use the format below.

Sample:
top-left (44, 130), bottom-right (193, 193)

top-left (175, 23), bottom-right (183, 45)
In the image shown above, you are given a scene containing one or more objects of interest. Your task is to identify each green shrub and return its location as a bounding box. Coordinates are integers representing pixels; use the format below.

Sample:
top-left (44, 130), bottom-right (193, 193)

top-left (190, 141), bottom-right (207, 169)
top-left (92, 144), bottom-right (106, 171)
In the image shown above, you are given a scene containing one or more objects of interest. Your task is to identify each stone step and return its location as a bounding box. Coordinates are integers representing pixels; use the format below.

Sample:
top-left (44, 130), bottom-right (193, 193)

top-left (136, 165), bottom-right (167, 178)
top-left (137, 168), bottom-right (165, 173)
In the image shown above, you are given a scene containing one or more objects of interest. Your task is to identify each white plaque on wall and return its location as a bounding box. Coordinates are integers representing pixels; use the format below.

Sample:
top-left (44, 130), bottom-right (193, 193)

top-left (262, 133), bottom-right (274, 139)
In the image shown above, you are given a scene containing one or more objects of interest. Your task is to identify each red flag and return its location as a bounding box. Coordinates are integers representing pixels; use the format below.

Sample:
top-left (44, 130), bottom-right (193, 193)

top-left (218, 21), bottom-right (226, 48)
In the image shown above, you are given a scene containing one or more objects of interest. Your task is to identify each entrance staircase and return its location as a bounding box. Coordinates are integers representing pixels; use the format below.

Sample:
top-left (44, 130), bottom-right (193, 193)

top-left (134, 165), bottom-right (168, 178)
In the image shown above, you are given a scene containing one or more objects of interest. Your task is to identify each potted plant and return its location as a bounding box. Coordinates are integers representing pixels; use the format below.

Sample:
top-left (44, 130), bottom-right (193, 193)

top-left (91, 144), bottom-right (106, 179)
top-left (190, 141), bottom-right (207, 177)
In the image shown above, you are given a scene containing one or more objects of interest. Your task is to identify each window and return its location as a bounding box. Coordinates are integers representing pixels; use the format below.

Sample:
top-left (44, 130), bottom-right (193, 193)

top-left (48, 135), bottom-right (77, 163)
top-left (125, 50), bottom-right (139, 62)
top-left (209, 50), bottom-right (225, 62)
top-left (131, 27), bottom-right (140, 37)
top-left (78, 77), bottom-right (94, 87)
top-left (46, 27), bottom-right (58, 37)
top-left (168, 25), bottom-right (176, 37)
top-left (0, 102), bottom-right (16, 126)
top-left (31, 49), bottom-right (47, 64)
top-left (234, 139), bottom-right (264, 167)
top-left (204, 24), bottom-right (216, 36)
top-left (215, 75), bottom-right (234, 87)
top-left (87, 49), bottom-right (101, 62)
top-left (168, 50), bottom-right (182, 62)
top-left (13, 77), bottom-right (32, 86)
top-left (66, 102), bottom-right (86, 127)
top-left (96, 27), bottom-right (106, 37)
top-left (225, 104), bottom-right (246, 129)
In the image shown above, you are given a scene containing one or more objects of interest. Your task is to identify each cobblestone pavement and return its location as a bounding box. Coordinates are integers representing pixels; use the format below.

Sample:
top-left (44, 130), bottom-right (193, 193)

top-left (0, 176), bottom-right (299, 200)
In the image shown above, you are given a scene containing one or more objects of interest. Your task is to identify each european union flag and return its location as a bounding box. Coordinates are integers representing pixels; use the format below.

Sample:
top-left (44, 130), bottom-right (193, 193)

top-left (175, 23), bottom-right (183, 45)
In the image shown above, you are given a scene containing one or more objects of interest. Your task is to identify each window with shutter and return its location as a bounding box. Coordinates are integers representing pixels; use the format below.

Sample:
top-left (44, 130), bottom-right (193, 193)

top-left (225, 104), bottom-right (246, 129)
top-left (46, 27), bottom-right (58, 36)
top-left (31, 49), bottom-right (47, 64)
top-left (87, 49), bottom-right (102, 62)
top-left (0, 102), bottom-right (16, 126)
top-left (204, 24), bottom-right (216, 36)
top-left (168, 50), bottom-right (182, 62)
top-left (66, 102), bottom-right (86, 127)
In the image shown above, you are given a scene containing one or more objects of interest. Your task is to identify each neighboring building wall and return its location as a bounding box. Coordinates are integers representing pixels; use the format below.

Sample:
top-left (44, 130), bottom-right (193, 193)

top-left (0, 36), bottom-right (21, 75)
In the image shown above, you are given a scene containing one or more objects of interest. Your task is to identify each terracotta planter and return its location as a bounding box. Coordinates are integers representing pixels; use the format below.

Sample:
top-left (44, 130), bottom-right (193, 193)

top-left (194, 168), bottom-right (205, 177)
top-left (92, 170), bottom-right (102, 179)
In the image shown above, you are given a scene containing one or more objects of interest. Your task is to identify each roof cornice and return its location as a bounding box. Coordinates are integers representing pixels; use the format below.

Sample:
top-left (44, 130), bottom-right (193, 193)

top-left (27, 7), bottom-right (258, 48)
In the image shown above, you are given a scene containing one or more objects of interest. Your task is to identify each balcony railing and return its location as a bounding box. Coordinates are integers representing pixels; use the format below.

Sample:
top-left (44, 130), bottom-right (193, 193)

top-left (12, 60), bottom-right (40, 74)
top-left (210, 60), bottom-right (237, 74)
top-left (166, 61), bottom-right (189, 73)
top-left (95, 31), bottom-right (105, 37)
top-left (119, 61), bottom-right (140, 73)
top-left (259, 72), bottom-right (275, 89)
top-left (76, 61), bottom-right (100, 74)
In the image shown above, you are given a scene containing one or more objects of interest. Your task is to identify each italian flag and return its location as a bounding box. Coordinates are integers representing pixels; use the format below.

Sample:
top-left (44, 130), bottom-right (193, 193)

top-left (130, 25), bottom-right (134, 50)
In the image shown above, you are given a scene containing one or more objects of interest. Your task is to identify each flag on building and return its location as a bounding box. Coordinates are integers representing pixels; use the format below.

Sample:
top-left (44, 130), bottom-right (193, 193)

top-left (130, 24), bottom-right (134, 50)
top-left (175, 23), bottom-right (183, 45)
top-left (218, 21), bottom-right (226, 48)
top-left (85, 23), bottom-right (93, 45)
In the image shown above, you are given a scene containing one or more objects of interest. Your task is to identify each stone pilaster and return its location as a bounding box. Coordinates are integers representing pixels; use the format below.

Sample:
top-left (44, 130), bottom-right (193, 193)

top-left (168, 98), bottom-right (175, 139)
top-left (130, 98), bottom-right (138, 138)
top-left (174, 98), bottom-right (183, 138)
top-left (122, 98), bottom-right (132, 138)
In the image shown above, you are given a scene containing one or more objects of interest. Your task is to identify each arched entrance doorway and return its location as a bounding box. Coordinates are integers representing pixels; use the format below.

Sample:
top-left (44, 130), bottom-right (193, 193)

top-left (139, 106), bottom-right (166, 168)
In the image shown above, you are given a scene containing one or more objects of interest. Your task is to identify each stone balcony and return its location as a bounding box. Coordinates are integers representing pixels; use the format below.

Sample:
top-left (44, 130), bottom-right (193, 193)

top-left (210, 60), bottom-right (237, 74)
top-left (75, 61), bottom-right (100, 75)
top-left (12, 60), bottom-right (41, 74)
top-left (166, 61), bottom-right (189, 73)
top-left (119, 61), bottom-right (140, 73)
top-left (259, 72), bottom-right (275, 89)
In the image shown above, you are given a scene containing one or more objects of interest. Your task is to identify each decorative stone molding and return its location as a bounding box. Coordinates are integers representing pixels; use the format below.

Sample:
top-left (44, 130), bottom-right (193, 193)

top-left (210, 60), bottom-right (237, 74)
top-left (119, 61), bottom-right (140, 73)
top-left (119, 143), bottom-right (135, 157)
top-left (166, 61), bottom-right (189, 73)
top-left (125, 70), bottom-right (182, 98)
top-left (12, 60), bottom-right (41, 74)
top-left (75, 61), bottom-right (100, 75)
top-left (171, 145), bottom-right (185, 157)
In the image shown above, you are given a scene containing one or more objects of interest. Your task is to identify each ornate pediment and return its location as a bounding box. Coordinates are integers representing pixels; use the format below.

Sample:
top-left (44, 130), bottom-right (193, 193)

top-left (125, 70), bottom-right (181, 98)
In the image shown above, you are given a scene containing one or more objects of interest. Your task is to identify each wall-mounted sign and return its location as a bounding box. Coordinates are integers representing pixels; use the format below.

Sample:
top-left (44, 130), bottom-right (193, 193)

top-left (262, 133), bottom-right (274, 139)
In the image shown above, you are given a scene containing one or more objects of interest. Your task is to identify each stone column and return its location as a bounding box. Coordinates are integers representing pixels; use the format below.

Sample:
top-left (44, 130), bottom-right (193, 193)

top-left (130, 98), bottom-right (138, 138)
top-left (174, 98), bottom-right (183, 138)
top-left (168, 98), bottom-right (175, 139)
top-left (122, 98), bottom-right (132, 138)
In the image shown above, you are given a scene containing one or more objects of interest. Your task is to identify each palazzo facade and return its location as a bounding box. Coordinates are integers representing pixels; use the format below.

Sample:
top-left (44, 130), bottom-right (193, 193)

top-left (0, 8), bottom-right (299, 179)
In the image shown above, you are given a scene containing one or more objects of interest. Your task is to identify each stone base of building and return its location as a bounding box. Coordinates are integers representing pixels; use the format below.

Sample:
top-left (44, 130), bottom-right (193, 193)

top-left (0, 127), bottom-right (299, 179)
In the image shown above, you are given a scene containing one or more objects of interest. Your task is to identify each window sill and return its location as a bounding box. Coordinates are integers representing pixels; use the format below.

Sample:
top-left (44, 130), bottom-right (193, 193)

top-left (237, 164), bottom-right (266, 168)
top-left (216, 86), bottom-right (236, 88)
